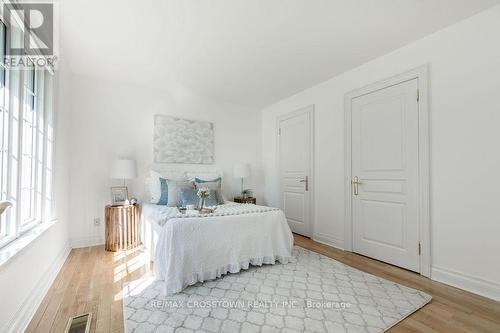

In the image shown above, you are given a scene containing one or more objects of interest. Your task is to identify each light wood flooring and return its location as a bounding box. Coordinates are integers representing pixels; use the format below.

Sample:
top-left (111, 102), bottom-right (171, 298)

top-left (26, 234), bottom-right (500, 332)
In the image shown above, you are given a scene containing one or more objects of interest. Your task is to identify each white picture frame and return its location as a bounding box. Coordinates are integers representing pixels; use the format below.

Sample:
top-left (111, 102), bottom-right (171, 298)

top-left (111, 186), bottom-right (129, 206)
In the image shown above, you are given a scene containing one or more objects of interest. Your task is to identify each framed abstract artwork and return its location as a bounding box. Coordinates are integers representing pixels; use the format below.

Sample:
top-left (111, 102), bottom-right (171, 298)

top-left (154, 115), bottom-right (215, 164)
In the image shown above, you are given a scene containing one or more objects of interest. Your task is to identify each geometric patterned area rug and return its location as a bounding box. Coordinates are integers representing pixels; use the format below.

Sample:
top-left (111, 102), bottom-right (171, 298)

top-left (124, 246), bottom-right (431, 333)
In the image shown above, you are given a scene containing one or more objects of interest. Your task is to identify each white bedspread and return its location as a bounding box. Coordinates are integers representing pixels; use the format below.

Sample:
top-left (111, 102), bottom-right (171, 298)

top-left (144, 203), bottom-right (294, 295)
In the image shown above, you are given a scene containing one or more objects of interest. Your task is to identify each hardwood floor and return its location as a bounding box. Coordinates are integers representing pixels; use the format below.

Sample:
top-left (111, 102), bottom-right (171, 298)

top-left (27, 235), bottom-right (500, 332)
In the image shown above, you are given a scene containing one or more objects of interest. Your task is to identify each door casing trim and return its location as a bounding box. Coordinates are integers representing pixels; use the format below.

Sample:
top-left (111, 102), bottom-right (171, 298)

top-left (276, 105), bottom-right (315, 238)
top-left (344, 65), bottom-right (431, 277)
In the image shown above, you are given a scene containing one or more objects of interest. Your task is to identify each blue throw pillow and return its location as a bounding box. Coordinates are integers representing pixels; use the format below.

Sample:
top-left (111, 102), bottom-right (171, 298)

top-left (194, 177), bottom-right (224, 204)
top-left (194, 177), bottom-right (221, 183)
top-left (180, 188), bottom-right (218, 208)
top-left (157, 177), bottom-right (168, 205)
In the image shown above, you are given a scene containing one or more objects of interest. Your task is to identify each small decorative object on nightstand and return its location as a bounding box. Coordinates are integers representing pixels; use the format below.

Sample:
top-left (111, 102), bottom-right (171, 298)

top-left (234, 196), bottom-right (256, 204)
top-left (242, 189), bottom-right (253, 198)
top-left (105, 204), bottom-right (141, 252)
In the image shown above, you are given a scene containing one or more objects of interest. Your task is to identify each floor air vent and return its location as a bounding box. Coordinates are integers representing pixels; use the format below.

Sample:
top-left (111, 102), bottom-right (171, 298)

top-left (64, 313), bottom-right (92, 333)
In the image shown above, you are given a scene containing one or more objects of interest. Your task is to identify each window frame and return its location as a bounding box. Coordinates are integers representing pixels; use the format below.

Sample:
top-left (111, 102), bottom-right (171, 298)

top-left (0, 17), bottom-right (56, 249)
top-left (19, 67), bottom-right (40, 233)
top-left (0, 19), bottom-right (13, 248)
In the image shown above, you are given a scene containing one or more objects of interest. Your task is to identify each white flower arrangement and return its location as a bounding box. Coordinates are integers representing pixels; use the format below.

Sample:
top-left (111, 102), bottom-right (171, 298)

top-left (197, 187), bottom-right (211, 211)
top-left (197, 187), bottom-right (210, 199)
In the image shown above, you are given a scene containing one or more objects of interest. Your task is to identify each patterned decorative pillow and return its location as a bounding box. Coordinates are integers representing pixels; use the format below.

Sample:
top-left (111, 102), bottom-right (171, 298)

top-left (180, 188), bottom-right (218, 208)
top-left (194, 177), bottom-right (224, 204)
top-left (159, 179), bottom-right (195, 207)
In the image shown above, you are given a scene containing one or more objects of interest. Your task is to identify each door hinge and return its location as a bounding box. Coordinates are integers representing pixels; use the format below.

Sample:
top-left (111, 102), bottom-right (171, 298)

top-left (418, 242), bottom-right (421, 255)
top-left (417, 89), bottom-right (420, 102)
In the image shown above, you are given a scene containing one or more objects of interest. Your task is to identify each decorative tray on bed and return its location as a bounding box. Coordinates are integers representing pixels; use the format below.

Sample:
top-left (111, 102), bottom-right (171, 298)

top-left (178, 207), bottom-right (214, 214)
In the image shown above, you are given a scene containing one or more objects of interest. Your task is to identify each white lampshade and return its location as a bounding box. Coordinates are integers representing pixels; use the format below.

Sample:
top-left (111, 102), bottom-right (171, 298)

top-left (233, 163), bottom-right (250, 179)
top-left (110, 159), bottom-right (138, 179)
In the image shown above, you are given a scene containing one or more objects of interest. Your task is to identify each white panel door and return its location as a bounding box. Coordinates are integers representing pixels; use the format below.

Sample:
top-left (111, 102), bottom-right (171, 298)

top-left (351, 79), bottom-right (420, 272)
top-left (279, 109), bottom-right (312, 237)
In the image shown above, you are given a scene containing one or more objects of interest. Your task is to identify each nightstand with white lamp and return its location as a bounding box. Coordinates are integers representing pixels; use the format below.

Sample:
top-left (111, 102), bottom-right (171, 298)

top-left (233, 163), bottom-right (256, 204)
top-left (106, 159), bottom-right (141, 251)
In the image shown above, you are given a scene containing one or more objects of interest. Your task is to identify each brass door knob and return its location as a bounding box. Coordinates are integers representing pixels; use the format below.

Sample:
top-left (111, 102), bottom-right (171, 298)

top-left (299, 176), bottom-right (309, 191)
top-left (351, 176), bottom-right (362, 195)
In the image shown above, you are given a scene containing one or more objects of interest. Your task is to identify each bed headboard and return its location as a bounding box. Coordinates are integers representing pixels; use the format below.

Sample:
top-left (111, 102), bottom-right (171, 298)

top-left (147, 164), bottom-right (220, 178)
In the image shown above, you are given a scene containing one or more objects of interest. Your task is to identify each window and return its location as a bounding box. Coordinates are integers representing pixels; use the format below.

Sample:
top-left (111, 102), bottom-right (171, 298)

top-left (0, 21), bottom-right (7, 240)
top-left (0, 19), bottom-right (55, 248)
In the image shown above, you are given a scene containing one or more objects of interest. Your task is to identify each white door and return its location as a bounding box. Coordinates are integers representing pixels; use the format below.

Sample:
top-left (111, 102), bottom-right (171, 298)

top-left (351, 79), bottom-right (420, 272)
top-left (279, 108), bottom-right (312, 237)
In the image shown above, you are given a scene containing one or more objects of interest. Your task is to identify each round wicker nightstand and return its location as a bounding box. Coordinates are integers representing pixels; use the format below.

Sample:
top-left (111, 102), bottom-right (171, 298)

top-left (105, 204), bottom-right (141, 252)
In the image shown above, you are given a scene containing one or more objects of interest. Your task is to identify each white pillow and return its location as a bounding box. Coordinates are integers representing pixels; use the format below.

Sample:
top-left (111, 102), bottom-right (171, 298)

top-left (147, 170), bottom-right (161, 203)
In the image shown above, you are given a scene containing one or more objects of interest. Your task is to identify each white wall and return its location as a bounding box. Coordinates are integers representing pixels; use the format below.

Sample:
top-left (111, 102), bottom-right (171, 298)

top-left (262, 5), bottom-right (500, 300)
top-left (65, 74), bottom-right (263, 247)
top-left (0, 69), bottom-right (72, 332)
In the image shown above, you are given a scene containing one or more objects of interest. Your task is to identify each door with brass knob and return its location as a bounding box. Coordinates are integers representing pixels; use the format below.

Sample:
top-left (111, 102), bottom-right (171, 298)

top-left (278, 107), bottom-right (313, 237)
top-left (350, 78), bottom-right (421, 273)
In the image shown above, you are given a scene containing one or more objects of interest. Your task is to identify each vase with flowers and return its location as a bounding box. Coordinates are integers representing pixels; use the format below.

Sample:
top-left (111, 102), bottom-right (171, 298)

top-left (197, 187), bottom-right (212, 213)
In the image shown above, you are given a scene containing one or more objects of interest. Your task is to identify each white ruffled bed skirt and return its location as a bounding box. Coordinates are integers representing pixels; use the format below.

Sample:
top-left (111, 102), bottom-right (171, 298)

top-left (173, 255), bottom-right (293, 295)
top-left (146, 206), bottom-right (294, 295)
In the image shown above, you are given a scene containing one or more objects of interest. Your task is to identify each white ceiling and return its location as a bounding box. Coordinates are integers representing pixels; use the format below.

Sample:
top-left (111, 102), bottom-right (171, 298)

top-left (60, 0), bottom-right (500, 107)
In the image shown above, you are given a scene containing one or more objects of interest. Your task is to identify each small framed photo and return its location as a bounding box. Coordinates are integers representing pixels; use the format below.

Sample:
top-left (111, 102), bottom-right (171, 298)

top-left (111, 186), bottom-right (129, 206)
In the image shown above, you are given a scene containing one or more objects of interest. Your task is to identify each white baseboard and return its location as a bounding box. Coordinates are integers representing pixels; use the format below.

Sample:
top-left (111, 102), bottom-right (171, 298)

top-left (432, 265), bottom-right (500, 302)
top-left (5, 241), bottom-right (71, 333)
top-left (310, 234), bottom-right (500, 302)
top-left (312, 232), bottom-right (344, 250)
top-left (70, 236), bottom-right (104, 248)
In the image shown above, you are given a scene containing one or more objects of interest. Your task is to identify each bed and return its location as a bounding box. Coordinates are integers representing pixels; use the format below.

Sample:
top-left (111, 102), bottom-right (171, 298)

top-left (141, 202), bottom-right (294, 295)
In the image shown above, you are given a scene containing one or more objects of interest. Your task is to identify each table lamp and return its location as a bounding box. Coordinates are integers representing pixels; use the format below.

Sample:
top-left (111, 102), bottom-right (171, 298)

top-left (110, 159), bottom-right (137, 205)
top-left (233, 163), bottom-right (250, 196)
